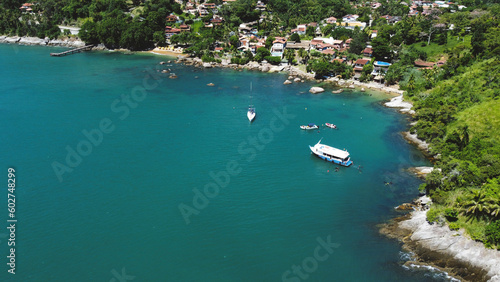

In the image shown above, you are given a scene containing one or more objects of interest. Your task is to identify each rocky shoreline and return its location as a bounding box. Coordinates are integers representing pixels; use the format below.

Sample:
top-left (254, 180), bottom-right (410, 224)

top-left (1, 36), bottom-right (404, 96)
top-left (381, 196), bottom-right (500, 281)
top-left (0, 35), bottom-right (91, 48)
top-left (175, 56), bottom-right (404, 96)
top-left (381, 74), bottom-right (500, 281)
top-left (383, 94), bottom-right (437, 158)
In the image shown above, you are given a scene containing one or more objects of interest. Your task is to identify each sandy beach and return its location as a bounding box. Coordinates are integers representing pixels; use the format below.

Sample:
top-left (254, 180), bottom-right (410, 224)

top-left (149, 47), bottom-right (189, 57)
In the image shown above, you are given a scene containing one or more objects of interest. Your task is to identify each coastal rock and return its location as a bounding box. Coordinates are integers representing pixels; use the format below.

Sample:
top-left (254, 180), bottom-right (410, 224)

top-left (383, 196), bottom-right (500, 281)
top-left (332, 89), bottom-right (343, 94)
top-left (408, 167), bottom-right (441, 178)
top-left (403, 132), bottom-right (430, 153)
top-left (348, 84), bottom-right (355, 89)
top-left (385, 94), bottom-right (415, 114)
top-left (207, 83), bottom-right (215, 86)
top-left (3, 36), bottom-right (21, 43)
top-left (288, 76), bottom-right (293, 80)
top-left (395, 203), bottom-right (417, 211)
top-left (309, 87), bottom-right (324, 94)
top-left (294, 78), bottom-right (301, 82)
top-left (283, 80), bottom-right (292, 85)
top-left (19, 37), bottom-right (46, 45)
top-left (202, 62), bottom-right (212, 68)
top-left (260, 65), bottom-right (270, 72)
top-left (246, 61), bottom-right (260, 70)
top-left (269, 66), bottom-right (285, 72)
top-left (360, 88), bottom-right (365, 92)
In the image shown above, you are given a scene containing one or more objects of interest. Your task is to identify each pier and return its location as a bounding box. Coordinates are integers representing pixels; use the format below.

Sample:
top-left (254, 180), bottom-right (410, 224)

top-left (50, 45), bottom-right (94, 57)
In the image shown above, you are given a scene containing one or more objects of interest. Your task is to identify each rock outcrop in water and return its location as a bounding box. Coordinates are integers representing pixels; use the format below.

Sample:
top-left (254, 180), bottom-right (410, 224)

top-left (309, 87), bottom-right (324, 94)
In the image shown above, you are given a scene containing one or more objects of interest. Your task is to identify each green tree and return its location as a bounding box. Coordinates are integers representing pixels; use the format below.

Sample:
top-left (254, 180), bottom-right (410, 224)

top-left (229, 35), bottom-right (239, 49)
top-left (79, 18), bottom-right (99, 44)
top-left (290, 33), bottom-right (301, 42)
top-left (284, 48), bottom-right (295, 63)
top-left (306, 25), bottom-right (315, 37)
top-left (265, 36), bottom-right (275, 49)
top-left (120, 21), bottom-right (154, 51)
top-left (485, 220), bottom-right (500, 246)
top-left (97, 11), bottom-right (129, 49)
top-left (359, 62), bottom-right (373, 82)
top-left (153, 31), bottom-right (166, 46)
top-left (311, 60), bottom-right (332, 78)
top-left (349, 31), bottom-right (368, 55)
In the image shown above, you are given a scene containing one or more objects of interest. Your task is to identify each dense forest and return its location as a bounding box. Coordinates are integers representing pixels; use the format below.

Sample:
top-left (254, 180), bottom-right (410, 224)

top-left (406, 6), bottom-right (500, 248)
top-left (1, 0), bottom-right (499, 247)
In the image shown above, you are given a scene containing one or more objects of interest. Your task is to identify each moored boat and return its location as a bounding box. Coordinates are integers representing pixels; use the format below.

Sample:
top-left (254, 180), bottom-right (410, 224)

top-left (300, 123), bottom-right (319, 130)
top-left (247, 106), bottom-right (256, 122)
top-left (325, 123), bottom-right (337, 129)
top-left (309, 139), bottom-right (353, 166)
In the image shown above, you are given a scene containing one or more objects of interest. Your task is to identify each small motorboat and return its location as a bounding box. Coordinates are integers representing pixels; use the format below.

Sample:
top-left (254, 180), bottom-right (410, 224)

top-left (325, 123), bottom-right (337, 129)
top-left (247, 106), bottom-right (256, 122)
top-left (300, 123), bottom-right (319, 130)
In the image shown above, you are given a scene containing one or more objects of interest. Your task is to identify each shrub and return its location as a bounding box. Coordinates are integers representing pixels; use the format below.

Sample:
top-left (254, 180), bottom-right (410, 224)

top-left (202, 54), bottom-right (215, 63)
top-left (444, 208), bottom-right (459, 222)
top-left (264, 56), bottom-right (282, 65)
top-left (427, 208), bottom-right (441, 223)
top-left (485, 220), bottom-right (500, 246)
top-left (449, 222), bottom-right (460, 230)
top-left (290, 33), bottom-right (301, 42)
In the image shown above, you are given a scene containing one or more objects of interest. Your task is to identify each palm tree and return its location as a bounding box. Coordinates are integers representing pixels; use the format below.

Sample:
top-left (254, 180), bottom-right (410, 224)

top-left (460, 190), bottom-right (492, 219)
top-left (284, 48), bottom-right (295, 64)
top-left (488, 202), bottom-right (500, 218)
top-left (297, 48), bottom-right (308, 64)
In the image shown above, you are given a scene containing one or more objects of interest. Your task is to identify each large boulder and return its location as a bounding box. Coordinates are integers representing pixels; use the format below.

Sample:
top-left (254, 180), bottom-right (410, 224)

top-left (283, 80), bottom-right (292, 85)
top-left (309, 87), bottom-right (325, 94)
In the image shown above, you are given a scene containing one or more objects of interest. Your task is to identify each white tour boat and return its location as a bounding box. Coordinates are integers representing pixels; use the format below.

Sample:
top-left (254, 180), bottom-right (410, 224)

top-left (309, 139), bottom-right (353, 166)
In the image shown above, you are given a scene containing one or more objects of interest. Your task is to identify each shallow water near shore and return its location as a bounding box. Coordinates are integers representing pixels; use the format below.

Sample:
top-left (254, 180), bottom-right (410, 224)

top-left (0, 44), bottom-right (450, 281)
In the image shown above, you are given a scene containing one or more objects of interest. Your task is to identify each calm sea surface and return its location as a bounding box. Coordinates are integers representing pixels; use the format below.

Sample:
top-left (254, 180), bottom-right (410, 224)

top-left (0, 44), bottom-right (449, 281)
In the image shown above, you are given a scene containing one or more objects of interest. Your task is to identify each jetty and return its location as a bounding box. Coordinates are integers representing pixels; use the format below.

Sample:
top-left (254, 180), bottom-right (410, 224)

top-left (50, 45), bottom-right (94, 57)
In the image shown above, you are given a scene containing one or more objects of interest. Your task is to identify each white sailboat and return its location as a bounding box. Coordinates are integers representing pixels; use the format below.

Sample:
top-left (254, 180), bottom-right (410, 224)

top-left (247, 82), bottom-right (256, 122)
top-left (247, 106), bottom-right (256, 122)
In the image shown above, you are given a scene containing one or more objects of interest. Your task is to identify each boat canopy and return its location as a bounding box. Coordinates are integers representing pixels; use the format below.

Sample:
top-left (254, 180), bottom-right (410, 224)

top-left (308, 123), bottom-right (316, 127)
top-left (319, 145), bottom-right (349, 159)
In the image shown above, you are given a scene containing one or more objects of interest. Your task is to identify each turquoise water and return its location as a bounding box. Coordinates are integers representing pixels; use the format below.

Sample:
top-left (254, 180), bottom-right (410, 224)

top-left (0, 44), bottom-right (440, 281)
